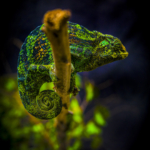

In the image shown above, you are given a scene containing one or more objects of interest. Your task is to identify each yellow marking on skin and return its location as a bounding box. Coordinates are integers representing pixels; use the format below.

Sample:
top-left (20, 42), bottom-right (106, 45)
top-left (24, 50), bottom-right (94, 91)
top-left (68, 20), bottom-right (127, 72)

top-left (111, 52), bottom-right (117, 58)
top-left (41, 44), bottom-right (45, 46)
top-left (36, 48), bottom-right (47, 60)
top-left (35, 53), bottom-right (41, 60)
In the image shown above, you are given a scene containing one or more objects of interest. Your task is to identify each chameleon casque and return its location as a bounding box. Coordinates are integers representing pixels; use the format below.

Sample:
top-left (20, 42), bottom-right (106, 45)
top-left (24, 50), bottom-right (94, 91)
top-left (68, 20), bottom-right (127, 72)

top-left (17, 21), bottom-right (128, 120)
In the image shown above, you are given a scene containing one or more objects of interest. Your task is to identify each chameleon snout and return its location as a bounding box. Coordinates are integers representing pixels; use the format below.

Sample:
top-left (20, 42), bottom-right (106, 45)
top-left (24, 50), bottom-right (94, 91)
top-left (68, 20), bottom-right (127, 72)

top-left (121, 44), bottom-right (129, 58)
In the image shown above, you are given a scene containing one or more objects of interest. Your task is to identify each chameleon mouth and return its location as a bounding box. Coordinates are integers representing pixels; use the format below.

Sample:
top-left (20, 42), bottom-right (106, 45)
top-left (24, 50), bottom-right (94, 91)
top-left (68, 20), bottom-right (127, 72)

top-left (122, 52), bottom-right (129, 58)
top-left (121, 44), bottom-right (129, 57)
top-left (123, 52), bottom-right (129, 55)
top-left (121, 52), bottom-right (129, 59)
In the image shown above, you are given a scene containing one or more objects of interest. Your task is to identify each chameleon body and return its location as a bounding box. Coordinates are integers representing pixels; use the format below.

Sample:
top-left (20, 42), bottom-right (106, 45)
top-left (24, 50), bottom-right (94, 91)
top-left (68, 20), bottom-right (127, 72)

top-left (17, 21), bottom-right (128, 119)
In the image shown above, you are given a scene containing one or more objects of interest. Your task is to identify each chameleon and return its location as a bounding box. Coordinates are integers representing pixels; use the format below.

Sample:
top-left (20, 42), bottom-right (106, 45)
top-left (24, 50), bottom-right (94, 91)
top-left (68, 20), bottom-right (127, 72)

top-left (17, 21), bottom-right (128, 120)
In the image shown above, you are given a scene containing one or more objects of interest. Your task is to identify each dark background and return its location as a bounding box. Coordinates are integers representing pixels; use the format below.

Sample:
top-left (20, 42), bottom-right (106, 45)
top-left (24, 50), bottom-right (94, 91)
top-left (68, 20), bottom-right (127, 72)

top-left (1, 0), bottom-right (150, 149)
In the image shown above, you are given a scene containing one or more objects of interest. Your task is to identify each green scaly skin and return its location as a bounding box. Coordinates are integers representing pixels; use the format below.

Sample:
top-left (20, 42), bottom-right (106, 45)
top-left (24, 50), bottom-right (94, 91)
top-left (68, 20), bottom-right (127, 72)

top-left (17, 21), bottom-right (128, 119)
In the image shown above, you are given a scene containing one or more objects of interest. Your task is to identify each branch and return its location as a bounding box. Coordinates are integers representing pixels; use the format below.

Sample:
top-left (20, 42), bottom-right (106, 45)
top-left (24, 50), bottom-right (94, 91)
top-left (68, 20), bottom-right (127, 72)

top-left (42, 9), bottom-right (71, 150)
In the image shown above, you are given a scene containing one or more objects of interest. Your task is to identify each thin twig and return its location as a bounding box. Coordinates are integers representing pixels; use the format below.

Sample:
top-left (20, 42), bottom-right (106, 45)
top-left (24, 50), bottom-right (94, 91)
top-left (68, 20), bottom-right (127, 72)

top-left (11, 37), bottom-right (23, 49)
top-left (68, 110), bottom-right (73, 115)
top-left (80, 97), bottom-right (88, 112)
top-left (84, 107), bottom-right (94, 122)
top-left (76, 94), bottom-right (82, 104)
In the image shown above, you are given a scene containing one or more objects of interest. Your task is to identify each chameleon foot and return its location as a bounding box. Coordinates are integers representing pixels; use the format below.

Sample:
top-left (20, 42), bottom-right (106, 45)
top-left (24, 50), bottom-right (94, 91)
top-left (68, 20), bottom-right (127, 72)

top-left (68, 86), bottom-right (80, 96)
top-left (72, 87), bottom-right (80, 96)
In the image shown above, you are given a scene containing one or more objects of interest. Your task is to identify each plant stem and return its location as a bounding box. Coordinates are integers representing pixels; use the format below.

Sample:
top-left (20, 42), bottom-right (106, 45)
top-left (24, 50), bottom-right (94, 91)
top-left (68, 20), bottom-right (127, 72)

top-left (42, 9), bottom-right (71, 150)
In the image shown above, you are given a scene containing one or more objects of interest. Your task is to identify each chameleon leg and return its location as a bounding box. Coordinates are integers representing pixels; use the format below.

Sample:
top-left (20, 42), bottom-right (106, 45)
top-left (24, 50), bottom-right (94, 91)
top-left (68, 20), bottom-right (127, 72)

top-left (69, 64), bottom-right (80, 96)
top-left (69, 72), bottom-right (80, 96)
top-left (49, 63), bottom-right (80, 96)
top-left (25, 64), bottom-right (53, 95)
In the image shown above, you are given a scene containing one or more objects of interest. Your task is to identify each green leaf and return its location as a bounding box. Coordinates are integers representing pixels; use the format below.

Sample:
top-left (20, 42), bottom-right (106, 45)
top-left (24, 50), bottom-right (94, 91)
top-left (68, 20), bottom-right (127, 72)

top-left (85, 81), bottom-right (94, 102)
top-left (68, 139), bottom-right (82, 150)
top-left (69, 98), bottom-right (82, 114)
top-left (75, 74), bottom-right (82, 88)
top-left (72, 124), bottom-right (84, 137)
top-left (32, 123), bottom-right (44, 133)
top-left (94, 105), bottom-right (110, 121)
top-left (5, 78), bottom-right (17, 91)
top-left (85, 121), bottom-right (101, 135)
top-left (94, 111), bottom-right (105, 126)
top-left (70, 93), bottom-right (73, 98)
top-left (91, 136), bottom-right (102, 149)
top-left (73, 114), bottom-right (82, 123)
top-left (70, 98), bottom-right (83, 123)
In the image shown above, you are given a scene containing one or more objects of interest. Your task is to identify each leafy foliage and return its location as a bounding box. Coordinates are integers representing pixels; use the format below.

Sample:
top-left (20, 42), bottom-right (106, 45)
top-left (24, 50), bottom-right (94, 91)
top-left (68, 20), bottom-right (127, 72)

top-left (0, 74), bottom-right (109, 150)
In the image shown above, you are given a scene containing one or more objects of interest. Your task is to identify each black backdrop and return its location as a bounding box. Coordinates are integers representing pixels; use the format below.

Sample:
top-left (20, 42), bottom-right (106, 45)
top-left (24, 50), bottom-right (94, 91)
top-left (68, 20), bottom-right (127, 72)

top-left (1, 0), bottom-right (150, 149)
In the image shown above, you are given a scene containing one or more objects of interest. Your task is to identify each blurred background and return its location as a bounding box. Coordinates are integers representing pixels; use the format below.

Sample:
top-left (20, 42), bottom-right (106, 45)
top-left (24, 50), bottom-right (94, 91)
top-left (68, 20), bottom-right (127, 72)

top-left (1, 0), bottom-right (150, 150)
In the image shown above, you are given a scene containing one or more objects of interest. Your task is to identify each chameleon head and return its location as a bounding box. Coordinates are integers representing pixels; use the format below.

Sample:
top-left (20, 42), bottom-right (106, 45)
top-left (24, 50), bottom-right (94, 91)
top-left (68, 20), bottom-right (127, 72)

top-left (97, 35), bottom-right (128, 65)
